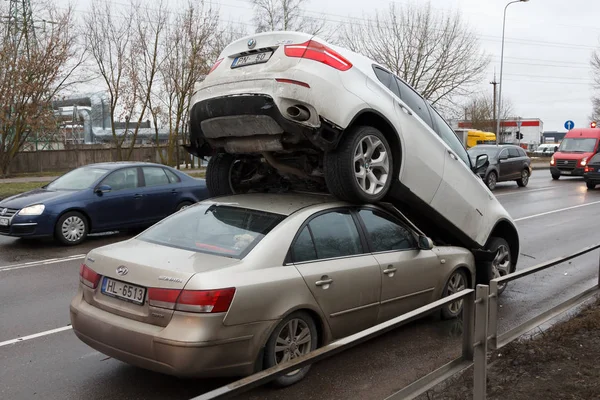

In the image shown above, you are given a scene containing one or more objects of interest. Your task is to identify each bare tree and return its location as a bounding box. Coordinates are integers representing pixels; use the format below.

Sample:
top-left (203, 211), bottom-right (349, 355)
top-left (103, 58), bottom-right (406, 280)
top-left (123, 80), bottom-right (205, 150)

top-left (250, 0), bottom-right (325, 34)
top-left (159, 1), bottom-right (220, 168)
top-left (338, 2), bottom-right (489, 107)
top-left (83, 0), bottom-right (134, 160)
top-left (462, 94), bottom-right (513, 133)
top-left (590, 48), bottom-right (600, 122)
top-left (0, 3), bottom-right (84, 176)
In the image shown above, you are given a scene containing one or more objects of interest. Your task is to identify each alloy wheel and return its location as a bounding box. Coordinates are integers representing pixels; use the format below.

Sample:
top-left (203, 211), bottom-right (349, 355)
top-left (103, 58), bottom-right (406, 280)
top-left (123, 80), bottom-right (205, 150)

top-left (492, 244), bottom-right (511, 292)
top-left (521, 170), bottom-right (529, 185)
top-left (354, 135), bottom-right (390, 195)
top-left (274, 318), bottom-right (313, 376)
top-left (446, 272), bottom-right (467, 314)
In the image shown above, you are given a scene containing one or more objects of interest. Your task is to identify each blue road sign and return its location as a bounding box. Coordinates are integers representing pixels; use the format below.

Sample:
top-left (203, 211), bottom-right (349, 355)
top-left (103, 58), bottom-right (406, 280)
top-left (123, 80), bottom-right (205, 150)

top-left (564, 120), bottom-right (574, 130)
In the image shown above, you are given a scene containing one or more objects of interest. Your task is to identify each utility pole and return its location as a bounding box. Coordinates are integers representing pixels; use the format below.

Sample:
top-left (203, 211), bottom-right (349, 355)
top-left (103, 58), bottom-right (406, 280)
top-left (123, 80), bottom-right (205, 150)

top-left (490, 73), bottom-right (498, 135)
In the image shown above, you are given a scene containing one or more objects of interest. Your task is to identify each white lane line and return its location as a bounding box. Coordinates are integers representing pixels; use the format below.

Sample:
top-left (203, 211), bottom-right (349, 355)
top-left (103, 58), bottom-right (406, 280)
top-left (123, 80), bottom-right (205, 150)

top-left (0, 326), bottom-right (72, 348)
top-left (515, 200), bottom-right (600, 222)
top-left (0, 254), bottom-right (86, 272)
top-left (495, 186), bottom-right (555, 197)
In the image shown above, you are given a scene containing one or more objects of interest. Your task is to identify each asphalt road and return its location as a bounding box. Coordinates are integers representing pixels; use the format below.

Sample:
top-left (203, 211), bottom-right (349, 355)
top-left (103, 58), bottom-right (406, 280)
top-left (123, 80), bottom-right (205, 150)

top-left (2, 170), bottom-right (600, 400)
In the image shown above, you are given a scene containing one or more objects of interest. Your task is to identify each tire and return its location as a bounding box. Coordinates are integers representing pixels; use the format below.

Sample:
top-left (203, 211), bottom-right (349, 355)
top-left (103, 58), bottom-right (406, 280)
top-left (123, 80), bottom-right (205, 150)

top-left (586, 182), bottom-right (596, 190)
top-left (176, 201), bottom-right (194, 211)
top-left (478, 237), bottom-right (512, 296)
top-left (517, 169), bottom-right (529, 187)
top-left (552, 173), bottom-right (560, 180)
top-left (206, 153), bottom-right (236, 197)
top-left (55, 211), bottom-right (88, 246)
top-left (264, 311), bottom-right (318, 388)
top-left (324, 126), bottom-right (394, 203)
top-left (485, 171), bottom-right (498, 190)
top-left (441, 269), bottom-right (469, 320)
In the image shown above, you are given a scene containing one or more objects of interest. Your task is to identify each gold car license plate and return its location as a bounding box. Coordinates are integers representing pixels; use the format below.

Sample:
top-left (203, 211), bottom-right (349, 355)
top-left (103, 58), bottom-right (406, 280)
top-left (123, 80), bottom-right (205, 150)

top-left (101, 277), bottom-right (146, 305)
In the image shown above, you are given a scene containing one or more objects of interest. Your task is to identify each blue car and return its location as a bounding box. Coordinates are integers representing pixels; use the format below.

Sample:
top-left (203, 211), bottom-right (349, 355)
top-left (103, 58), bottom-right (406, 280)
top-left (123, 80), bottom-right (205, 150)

top-left (0, 162), bottom-right (210, 245)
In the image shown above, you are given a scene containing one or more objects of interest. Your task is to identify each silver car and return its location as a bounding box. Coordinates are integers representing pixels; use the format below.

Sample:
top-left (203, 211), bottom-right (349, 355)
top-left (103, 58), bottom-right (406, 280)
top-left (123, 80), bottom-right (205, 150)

top-left (70, 193), bottom-right (475, 387)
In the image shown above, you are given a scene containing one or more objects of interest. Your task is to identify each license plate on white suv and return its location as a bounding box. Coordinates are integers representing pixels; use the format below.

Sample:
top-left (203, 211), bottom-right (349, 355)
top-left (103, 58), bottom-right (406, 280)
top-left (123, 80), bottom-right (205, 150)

top-left (231, 51), bottom-right (273, 68)
top-left (101, 277), bottom-right (146, 305)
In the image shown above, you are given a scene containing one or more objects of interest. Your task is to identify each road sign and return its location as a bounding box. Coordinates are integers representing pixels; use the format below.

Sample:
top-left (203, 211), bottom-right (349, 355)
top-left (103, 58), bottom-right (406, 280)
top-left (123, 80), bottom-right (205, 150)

top-left (564, 120), bottom-right (574, 130)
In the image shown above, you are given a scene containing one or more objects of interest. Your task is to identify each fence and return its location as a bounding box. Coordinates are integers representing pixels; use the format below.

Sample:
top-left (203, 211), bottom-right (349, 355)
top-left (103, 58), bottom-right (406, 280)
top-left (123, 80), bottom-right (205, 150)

top-left (190, 243), bottom-right (600, 400)
top-left (8, 146), bottom-right (191, 174)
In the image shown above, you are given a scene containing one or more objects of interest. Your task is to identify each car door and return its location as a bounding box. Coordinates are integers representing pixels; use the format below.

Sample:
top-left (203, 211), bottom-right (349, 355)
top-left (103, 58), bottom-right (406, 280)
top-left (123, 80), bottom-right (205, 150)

top-left (508, 147), bottom-right (523, 178)
top-left (139, 166), bottom-right (179, 223)
top-left (496, 148), bottom-right (511, 181)
top-left (371, 66), bottom-right (445, 204)
top-left (290, 209), bottom-right (381, 340)
top-left (89, 167), bottom-right (145, 230)
top-left (427, 105), bottom-right (493, 245)
top-left (355, 207), bottom-right (441, 323)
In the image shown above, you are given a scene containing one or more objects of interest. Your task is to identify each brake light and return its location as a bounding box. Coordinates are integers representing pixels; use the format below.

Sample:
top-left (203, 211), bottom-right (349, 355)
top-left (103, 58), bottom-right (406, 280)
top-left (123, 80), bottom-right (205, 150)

top-left (284, 40), bottom-right (352, 71)
top-left (208, 58), bottom-right (223, 75)
top-left (148, 287), bottom-right (236, 313)
top-left (79, 264), bottom-right (101, 289)
top-left (585, 166), bottom-right (591, 173)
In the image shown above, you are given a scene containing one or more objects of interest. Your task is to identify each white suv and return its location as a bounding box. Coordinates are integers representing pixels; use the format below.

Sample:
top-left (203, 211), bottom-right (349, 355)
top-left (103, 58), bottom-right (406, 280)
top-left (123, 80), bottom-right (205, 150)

top-left (186, 31), bottom-right (519, 289)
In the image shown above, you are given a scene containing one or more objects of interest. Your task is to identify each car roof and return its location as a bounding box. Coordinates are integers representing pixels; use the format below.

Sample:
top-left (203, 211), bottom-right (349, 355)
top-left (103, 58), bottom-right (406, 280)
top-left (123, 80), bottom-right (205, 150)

top-left (201, 192), bottom-right (349, 216)
top-left (565, 128), bottom-right (600, 138)
top-left (81, 161), bottom-right (171, 170)
top-left (469, 144), bottom-right (520, 149)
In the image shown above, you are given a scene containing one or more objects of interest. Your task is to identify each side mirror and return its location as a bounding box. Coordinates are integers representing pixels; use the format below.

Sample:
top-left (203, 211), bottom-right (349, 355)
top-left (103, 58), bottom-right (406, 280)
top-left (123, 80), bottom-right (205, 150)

top-left (95, 184), bottom-right (112, 195)
top-left (418, 236), bottom-right (434, 250)
top-left (473, 154), bottom-right (489, 174)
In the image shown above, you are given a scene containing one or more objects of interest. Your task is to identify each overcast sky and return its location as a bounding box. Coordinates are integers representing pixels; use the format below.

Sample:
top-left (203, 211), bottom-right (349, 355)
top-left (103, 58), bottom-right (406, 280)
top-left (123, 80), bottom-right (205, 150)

top-left (58, 0), bottom-right (600, 132)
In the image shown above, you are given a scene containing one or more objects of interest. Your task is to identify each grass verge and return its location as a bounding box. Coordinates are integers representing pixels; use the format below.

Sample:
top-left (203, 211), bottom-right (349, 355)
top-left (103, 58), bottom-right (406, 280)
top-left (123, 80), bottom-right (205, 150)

top-left (0, 182), bottom-right (47, 200)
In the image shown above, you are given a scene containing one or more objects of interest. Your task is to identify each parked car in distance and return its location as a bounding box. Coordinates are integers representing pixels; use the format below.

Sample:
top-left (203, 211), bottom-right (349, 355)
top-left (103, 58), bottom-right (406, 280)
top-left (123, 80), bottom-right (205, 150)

top-left (0, 162), bottom-right (209, 245)
top-left (467, 145), bottom-right (532, 190)
top-left (551, 128), bottom-right (600, 179)
top-left (583, 153), bottom-right (600, 189)
top-left (70, 193), bottom-right (477, 386)
top-left (533, 143), bottom-right (558, 157)
top-left (186, 30), bottom-right (520, 286)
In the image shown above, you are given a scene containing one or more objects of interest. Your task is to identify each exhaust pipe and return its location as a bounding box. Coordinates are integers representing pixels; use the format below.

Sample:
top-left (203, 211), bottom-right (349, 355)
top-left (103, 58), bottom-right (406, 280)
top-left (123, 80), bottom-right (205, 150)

top-left (286, 105), bottom-right (310, 122)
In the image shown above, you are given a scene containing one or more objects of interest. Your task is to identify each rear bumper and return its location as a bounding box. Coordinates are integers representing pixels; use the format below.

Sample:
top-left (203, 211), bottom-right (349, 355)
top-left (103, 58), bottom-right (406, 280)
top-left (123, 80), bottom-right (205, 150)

top-left (69, 289), bottom-right (276, 378)
top-left (584, 172), bottom-right (600, 182)
top-left (550, 166), bottom-right (584, 176)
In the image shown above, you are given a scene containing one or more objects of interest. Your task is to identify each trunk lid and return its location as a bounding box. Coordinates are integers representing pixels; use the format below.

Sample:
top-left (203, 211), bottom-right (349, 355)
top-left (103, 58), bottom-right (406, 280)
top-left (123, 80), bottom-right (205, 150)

top-left (83, 239), bottom-right (240, 326)
top-left (205, 31), bottom-right (314, 84)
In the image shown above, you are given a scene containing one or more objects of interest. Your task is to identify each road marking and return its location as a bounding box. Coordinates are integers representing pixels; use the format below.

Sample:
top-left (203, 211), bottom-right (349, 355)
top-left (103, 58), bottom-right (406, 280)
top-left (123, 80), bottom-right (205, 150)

top-left (515, 200), bottom-right (600, 222)
top-left (495, 186), bottom-right (555, 197)
top-left (0, 326), bottom-right (72, 348)
top-left (0, 254), bottom-right (86, 272)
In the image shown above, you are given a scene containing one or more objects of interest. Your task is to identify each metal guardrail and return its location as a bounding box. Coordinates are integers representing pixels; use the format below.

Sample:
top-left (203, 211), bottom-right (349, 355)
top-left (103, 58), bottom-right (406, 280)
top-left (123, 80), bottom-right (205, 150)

top-left (190, 244), bottom-right (600, 400)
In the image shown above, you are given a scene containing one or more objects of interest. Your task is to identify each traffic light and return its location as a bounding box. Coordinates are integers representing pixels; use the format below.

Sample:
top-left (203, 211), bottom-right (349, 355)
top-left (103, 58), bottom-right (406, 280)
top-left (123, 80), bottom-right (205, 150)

top-left (516, 131), bottom-right (523, 140)
top-left (592, 121), bottom-right (597, 128)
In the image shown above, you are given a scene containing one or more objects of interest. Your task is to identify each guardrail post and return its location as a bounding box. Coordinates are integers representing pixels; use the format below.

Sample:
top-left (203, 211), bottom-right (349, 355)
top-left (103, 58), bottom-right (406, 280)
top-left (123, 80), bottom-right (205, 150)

top-left (473, 285), bottom-right (489, 400)
top-left (598, 250), bottom-right (600, 288)
top-left (462, 290), bottom-right (475, 361)
top-left (487, 280), bottom-right (498, 350)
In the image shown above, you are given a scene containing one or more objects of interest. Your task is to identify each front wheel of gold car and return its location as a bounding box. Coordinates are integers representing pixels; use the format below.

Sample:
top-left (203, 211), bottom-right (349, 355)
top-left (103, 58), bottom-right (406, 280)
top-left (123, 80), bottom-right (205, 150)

top-left (264, 311), bottom-right (318, 388)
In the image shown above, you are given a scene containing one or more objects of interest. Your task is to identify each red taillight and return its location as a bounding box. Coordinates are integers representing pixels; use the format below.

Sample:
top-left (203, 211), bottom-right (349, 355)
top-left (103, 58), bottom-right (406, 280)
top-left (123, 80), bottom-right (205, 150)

top-left (148, 287), bottom-right (236, 313)
top-left (284, 40), bottom-right (352, 71)
top-left (208, 58), bottom-right (223, 75)
top-left (275, 78), bottom-right (310, 88)
top-left (79, 264), bottom-right (101, 289)
top-left (585, 166), bottom-right (591, 173)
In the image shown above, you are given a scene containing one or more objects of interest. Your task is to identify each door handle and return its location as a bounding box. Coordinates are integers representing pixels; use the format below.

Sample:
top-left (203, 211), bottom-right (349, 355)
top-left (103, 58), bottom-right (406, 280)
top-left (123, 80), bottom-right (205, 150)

top-left (398, 103), bottom-right (413, 116)
top-left (448, 151), bottom-right (458, 161)
top-left (383, 266), bottom-right (397, 275)
top-left (315, 278), bottom-right (333, 287)
top-left (134, 194), bottom-right (144, 199)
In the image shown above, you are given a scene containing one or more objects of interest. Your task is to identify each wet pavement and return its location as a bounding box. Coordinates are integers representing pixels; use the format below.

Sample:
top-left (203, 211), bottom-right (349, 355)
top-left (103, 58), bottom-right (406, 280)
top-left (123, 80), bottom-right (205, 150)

top-left (2, 170), bottom-right (600, 400)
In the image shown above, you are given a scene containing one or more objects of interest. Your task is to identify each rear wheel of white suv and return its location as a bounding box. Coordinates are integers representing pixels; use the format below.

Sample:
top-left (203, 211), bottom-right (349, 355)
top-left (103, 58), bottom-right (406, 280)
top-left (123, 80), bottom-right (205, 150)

top-left (206, 153), bottom-right (263, 196)
top-left (324, 126), bottom-right (393, 203)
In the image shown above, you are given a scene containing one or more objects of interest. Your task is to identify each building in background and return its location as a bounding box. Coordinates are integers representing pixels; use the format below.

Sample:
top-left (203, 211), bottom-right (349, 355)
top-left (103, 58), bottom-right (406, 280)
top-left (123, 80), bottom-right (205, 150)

top-left (451, 118), bottom-right (544, 150)
top-left (541, 131), bottom-right (566, 144)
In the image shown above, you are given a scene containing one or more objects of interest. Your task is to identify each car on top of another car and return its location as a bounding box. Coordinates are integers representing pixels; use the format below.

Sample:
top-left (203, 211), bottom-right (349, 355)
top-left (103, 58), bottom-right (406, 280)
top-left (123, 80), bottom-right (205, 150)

top-left (467, 144), bottom-right (532, 190)
top-left (0, 162), bottom-right (209, 245)
top-left (185, 30), bottom-right (520, 287)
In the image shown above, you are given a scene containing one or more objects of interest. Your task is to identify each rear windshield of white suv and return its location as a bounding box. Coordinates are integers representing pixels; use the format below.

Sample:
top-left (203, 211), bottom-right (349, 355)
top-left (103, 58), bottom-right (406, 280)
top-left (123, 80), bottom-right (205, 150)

top-left (138, 203), bottom-right (286, 258)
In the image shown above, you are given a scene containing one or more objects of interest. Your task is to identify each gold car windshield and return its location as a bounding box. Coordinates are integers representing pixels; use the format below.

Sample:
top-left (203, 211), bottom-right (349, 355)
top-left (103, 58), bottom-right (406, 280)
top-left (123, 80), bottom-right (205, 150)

top-left (138, 204), bottom-right (286, 258)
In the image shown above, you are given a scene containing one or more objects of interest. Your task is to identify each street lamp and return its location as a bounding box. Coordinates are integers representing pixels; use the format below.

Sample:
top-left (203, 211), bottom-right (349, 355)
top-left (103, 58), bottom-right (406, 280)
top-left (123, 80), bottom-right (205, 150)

top-left (496, 0), bottom-right (529, 146)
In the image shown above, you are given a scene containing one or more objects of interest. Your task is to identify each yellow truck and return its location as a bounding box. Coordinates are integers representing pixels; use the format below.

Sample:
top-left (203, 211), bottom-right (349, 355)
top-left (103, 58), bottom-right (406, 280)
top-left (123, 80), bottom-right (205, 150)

top-left (454, 129), bottom-right (496, 149)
